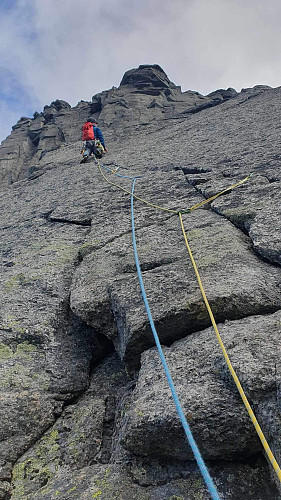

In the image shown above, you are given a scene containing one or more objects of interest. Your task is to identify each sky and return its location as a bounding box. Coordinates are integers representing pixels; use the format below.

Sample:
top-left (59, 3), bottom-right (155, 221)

top-left (1, 0), bottom-right (281, 143)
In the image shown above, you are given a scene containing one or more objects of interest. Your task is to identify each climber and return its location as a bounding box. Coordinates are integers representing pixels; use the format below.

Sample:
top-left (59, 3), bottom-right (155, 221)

top-left (81, 117), bottom-right (107, 162)
top-left (81, 118), bottom-right (95, 160)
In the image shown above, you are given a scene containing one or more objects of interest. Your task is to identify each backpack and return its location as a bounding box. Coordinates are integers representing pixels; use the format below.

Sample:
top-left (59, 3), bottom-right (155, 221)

top-left (82, 121), bottom-right (95, 141)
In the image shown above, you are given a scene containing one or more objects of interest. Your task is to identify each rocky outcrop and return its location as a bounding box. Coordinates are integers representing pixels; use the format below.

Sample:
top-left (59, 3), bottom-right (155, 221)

top-left (122, 311), bottom-right (281, 462)
top-left (0, 65), bottom-right (281, 499)
top-left (0, 65), bottom-right (238, 189)
top-left (98, 65), bottom-right (238, 127)
top-left (71, 207), bottom-right (281, 370)
top-left (0, 117), bottom-right (34, 186)
top-left (120, 64), bottom-right (179, 89)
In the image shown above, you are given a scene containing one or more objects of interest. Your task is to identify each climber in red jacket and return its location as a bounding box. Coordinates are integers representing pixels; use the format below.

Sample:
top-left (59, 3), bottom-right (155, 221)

top-left (81, 117), bottom-right (96, 160)
top-left (81, 117), bottom-right (107, 162)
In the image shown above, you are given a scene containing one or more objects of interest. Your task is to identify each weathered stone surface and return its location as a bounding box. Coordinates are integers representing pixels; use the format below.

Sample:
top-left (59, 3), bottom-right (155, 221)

top-left (211, 175), bottom-right (281, 265)
top-left (0, 101), bottom-right (93, 187)
top-left (0, 118), bottom-right (34, 185)
top-left (11, 354), bottom-right (128, 499)
top-left (121, 311), bottom-right (281, 463)
top-left (10, 459), bottom-right (280, 500)
top-left (71, 204), bottom-right (281, 369)
top-left (0, 161), bottom-right (113, 471)
top-left (0, 65), bottom-right (280, 499)
top-left (98, 65), bottom-right (238, 127)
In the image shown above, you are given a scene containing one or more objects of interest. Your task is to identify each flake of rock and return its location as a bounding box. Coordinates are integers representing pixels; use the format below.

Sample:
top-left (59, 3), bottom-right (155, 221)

top-left (71, 206), bottom-right (281, 370)
top-left (121, 311), bottom-right (281, 464)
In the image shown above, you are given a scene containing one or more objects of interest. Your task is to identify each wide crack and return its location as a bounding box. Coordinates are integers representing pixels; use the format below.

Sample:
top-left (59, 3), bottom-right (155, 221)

top-left (179, 167), bottom-right (281, 268)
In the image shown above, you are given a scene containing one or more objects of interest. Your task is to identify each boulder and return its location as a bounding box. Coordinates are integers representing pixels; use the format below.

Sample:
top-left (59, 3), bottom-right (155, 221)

top-left (121, 311), bottom-right (281, 464)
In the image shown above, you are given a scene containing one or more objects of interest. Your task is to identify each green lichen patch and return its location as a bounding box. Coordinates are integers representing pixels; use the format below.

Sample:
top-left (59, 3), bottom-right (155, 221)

top-left (78, 241), bottom-right (97, 258)
top-left (0, 339), bottom-right (48, 390)
top-left (0, 356), bottom-right (50, 391)
top-left (4, 273), bottom-right (36, 292)
top-left (0, 342), bottom-right (13, 360)
top-left (92, 490), bottom-right (102, 498)
top-left (16, 341), bottom-right (37, 355)
top-left (0, 315), bottom-right (27, 334)
top-left (12, 429), bottom-right (60, 499)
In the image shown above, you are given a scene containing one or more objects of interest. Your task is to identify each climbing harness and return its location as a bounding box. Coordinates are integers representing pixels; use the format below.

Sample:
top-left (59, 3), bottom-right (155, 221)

top-left (95, 158), bottom-right (281, 487)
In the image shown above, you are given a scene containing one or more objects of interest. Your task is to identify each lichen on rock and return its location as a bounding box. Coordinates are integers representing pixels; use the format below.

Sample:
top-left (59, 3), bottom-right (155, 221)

top-left (0, 65), bottom-right (281, 499)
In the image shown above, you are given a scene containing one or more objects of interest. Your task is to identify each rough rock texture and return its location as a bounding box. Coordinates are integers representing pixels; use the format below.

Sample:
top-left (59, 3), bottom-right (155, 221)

top-left (0, 65), bottom-right (281, 499)
top-left (122, 312), bottom-right (281, 462)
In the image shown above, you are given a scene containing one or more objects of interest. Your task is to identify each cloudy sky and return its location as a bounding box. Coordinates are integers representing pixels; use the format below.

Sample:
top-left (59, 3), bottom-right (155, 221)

top-left (1, 0), bottom-right (281, 143)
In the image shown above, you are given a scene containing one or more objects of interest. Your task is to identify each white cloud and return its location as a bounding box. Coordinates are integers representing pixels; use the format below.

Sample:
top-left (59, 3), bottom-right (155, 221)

top-left (1, 0), bottom-right (281, 142)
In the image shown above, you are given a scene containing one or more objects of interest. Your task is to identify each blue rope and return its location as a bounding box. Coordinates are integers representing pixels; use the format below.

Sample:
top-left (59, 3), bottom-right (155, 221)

top-left (101, 163), bottom-right (141, 180)
top-left (130, 177), bottom-right (221, 500)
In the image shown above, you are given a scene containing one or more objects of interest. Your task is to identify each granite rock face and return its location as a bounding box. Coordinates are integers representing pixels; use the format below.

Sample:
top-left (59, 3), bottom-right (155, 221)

top-left (122, 312), bottom-right (281, 462)
top-left (0, 65), bottom-right (281, 499)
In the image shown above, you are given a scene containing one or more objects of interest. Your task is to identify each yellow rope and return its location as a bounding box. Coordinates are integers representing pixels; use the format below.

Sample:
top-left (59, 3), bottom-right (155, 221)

top-left (96, 158), bottom-right (279, 480)
top-left (181, 175), bottom-right (252, 213)
top-left (178, 211), bottom-right (281, 483)
top-left (97, 162), bottom-right (178, 213)
top-left (97, 160), bottom-right (251, 214)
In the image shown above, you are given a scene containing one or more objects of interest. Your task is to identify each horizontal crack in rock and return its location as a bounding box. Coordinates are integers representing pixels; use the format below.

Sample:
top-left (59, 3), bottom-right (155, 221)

top-left (48, 217), bottom-right (92, 227)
